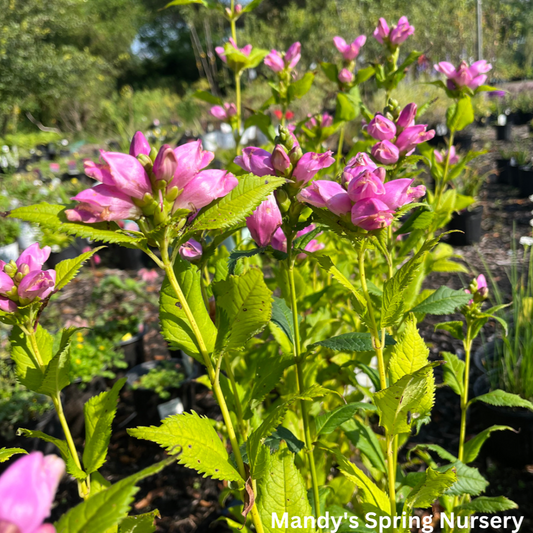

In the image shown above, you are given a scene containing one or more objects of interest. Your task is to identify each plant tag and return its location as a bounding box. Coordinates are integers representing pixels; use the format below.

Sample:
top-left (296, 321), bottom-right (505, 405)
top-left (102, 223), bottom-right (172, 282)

top-left (158, 397), bottom-right (184, 420)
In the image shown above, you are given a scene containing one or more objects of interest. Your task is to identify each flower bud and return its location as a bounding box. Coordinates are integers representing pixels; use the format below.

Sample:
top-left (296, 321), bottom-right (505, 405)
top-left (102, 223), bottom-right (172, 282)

top-left (129, 131), bottom-right (151, 157)
top-left (338, 68), bottom-right (354, 84)
top-left (180, 239), bottom-right (203, 262)
top-left (3, 261), bottom-right (17, 278)
top-left (246, 194), bottom-right (282, 247)
top-left (235, 4), bottom-right (242, 12)
top-left (396, 103), bottom-right (417, 129)
top-left (367, 114), bottom-right (397, 141)
top-left (371, 140), bottom-right (399, 165)
top-left (153, 145), bottom-right (178, 183)
top-left (272, 145), bottom-right (292, 175)
top-left (278, 126), bottom-right (295, 151)
top-left (289, 145), bottom-right (303, 166)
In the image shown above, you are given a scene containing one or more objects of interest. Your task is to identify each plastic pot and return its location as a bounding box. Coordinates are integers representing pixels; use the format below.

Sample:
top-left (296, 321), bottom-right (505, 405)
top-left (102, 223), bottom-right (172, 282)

top-left (117, 328), bottom-right (145, 368)
top-left (495, 122), bottom-right (512, 141)
top-left (495, 159), bottom-right (510, 185)
top-left (519, 166), bottom-right (533, 198)
top-left (447, 205), bottom-right (483, 246)
top-left (473, 375), bottom-right (533, 467)
top-left (454, 132), bottom-right (473, 151)
top-left (509, 159), bottom-right (521, 188)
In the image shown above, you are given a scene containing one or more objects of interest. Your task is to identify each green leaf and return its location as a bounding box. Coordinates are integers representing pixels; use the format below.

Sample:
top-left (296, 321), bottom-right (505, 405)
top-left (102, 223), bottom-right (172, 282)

top-left (119, 510), bottom-right (160, 533)
top-left (190, 174), bottom-right (285, 231)
top-left (257, 445), bottom-right (313, 532)
top-left (441, 352), bottom-right (465, 396)
top-left (470, 389), bottom-right (533, 411)
top-left (17, 428), bottom-right (69, 459)
top-left (335, 93), bottom-right (358, 123)
top-left (288, 72), bottom-right (315, 101)
top-left (438, 461), bottom-right (488, 496)
top-left (54, 247), bottom-right (106, 291)
top-left (265, 426), bottom-right (304, 454)
top-left (405, 467), bottom-right (458, 510)
top-left (83, 378), bottom-right (126, 475)
top-left (244, 113), bottom-right (276, 143)
top-left (192, 89), bottom-right (222, 105)
top-left (410, 286), bottom-right (471, 315)
top-left (227, 248), bottom-right (262, 276)
top-left (395, 208), bottom-right (434, 235)
top-left (408, 443), bottom-right (457, 463)
top-left (271, 296), bottom-right (295, 344)
top-left (374, 364), bottom-right (438, 436)
top-left (354, 66), bottom-right (375, 85)
top-left (315, 402), bottom-right (376, 436)
top-left (463, 425), bottom-right (515, 464)
top-left (241, 0), bottom-right (264, 12)
top-left (455, 496), bottom-right (518, 514)
top-left (309, 332), bottom-right (395, 353)
top-left (336, 453), bottom-right (390, 516)
top-left (159, 257), bottom-right (217, 362)
top-left (320, 62), bottom-right (338, 83)
top-left (128, 411), bottom-right (243, 484)
top-left (435, 321), bottom-right (465, 341)
top-left (250, 350), bottom-right (294, 403)
top-left (9, 203), bottom-right (143, 245)
top-left (55, 459), bottom-right (172, 533)
top-left (165, 0), bottom-right (205, 6)
top-left (342, 418), bottom-right (386, 473)
top-left (0, 447), bottom-right (27, 462)
top-left (446, 96), bottom-right (474, 132)
top-left (213, 268), bottom-right (272, 352)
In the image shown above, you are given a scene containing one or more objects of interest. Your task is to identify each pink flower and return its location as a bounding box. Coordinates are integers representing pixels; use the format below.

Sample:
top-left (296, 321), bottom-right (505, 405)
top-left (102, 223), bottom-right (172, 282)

top-left (66, 184), bottom-right (142, 223)
top-left (246, 194), bottom-right (282, 247)
top-left (173, 170), bottom-right (238, 212)
top-left (292, 151), bottom-right (335, 183)
top-left (305, 113), bottom-right (333, 129)
top-left (0, 452), bottom-right (64, 533)
top-left (0, 297), bottom-right (17, 313)
top-left (284, 42), bottom-right (301, 69)
top-left (338, 68), bottom-right (354, 84)
top-left (153, 144), bottom-right (178, 183)
top-left (434, 60), bottom-right (492, 91)
top-left (264, 50), bottom-right (285, 72)
top-left (297, 180), bottom-right (352, 216)
top-left (380, 178), bottom-right (425, 210)
top-left (346, 152), bottom-right (376, 170)
top-left (216, 38), bottom-right (252, 63)
top-left (210, 103), bottom-right (237, 121)
top-left (169, 140), bottom-right (215, 191)
top-left (347, 169), bottom-right (386, 202)
top-left (371, 140), bottom-right (400, 164)
top-left (395, 125), bottom-right (435, 154)
top-left (265, 42), bottom-right (301, 72)
top-left (373, 18), bottom-right (390, 44)
top-left (18, 270), bottom-right (56, 302)
top-left (16, 243), bottom-right (51, 272)
top-left (351, 198), bottom-right (394, 230)
top-left (477, 274), bottom-right (487, 290)
top-left (99, 151), bottom-right (152, 200)
top-left (434, 146), bottom-right (459, 165)
top-left (235, 147), bottom-right (275, 177)
top-left (180, 239), bottom-right (203, 261)
top-left (396, 103), bottom-right (417, 129)
top-left (367, 114), bottom-right (397, 141)
top-left (138, 268), bottom-right (159, 284)
top-left (333, 35), bottom-right (366, 61)
top-left (271, 145), bottom-right (292, 174)
top-left (129, 131), bottom-right (151, 157)
top-left (389, 16), bottom-right (414, 45)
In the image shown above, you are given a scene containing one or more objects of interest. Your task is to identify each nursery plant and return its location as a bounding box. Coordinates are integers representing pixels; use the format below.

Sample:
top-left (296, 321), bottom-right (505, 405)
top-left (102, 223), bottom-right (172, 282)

top-left (1, 11), bottom-right (532, 533)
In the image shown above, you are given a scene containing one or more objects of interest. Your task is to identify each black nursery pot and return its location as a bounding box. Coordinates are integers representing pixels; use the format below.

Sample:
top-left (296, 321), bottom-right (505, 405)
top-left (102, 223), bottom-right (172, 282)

top-left (454, 132), bottom-right (473, 151)
top-left (447, 205), bottom-right (483, 246)
top-left (519, 166), bottom-right (533, 198)
top-left (473, 375), bottom-right (533, 467)
top-left (495, 122), bottom-right (512, 142)
top-left (509, 160), bottom-right (521, 188)
top-left (117, 328), bottom-right (145, 368)
top-left (496, 159), bottom-right (510, 185)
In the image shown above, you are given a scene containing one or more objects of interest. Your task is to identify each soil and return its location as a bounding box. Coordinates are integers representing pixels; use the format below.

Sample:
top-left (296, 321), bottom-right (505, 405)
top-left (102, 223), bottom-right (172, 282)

top-left (2, 122), bottom-right (533, 532)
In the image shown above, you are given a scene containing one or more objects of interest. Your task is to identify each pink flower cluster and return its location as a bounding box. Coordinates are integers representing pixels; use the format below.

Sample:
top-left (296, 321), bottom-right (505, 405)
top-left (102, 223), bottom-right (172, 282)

top-left (0, 244), bottom-right (56, 313)
top-left (264, 42), bottom-right (301, 72)
top-left (338, 69), bottom-right (354, 84)
top-left (215, 38), bottom-right (252, 63)
top-left (466, 274), bottom-right (488, 304)
top-left (434, 60), bottom-right (491, 91)
top-left (434, 146), bottom-right (459, 165)
top-left (0, 452), bottom-right (64, 533)
top-left (66, 132), bottom-right (237, 223)
top-left (305, 113), bottom-right (333, 130)
top-left (367, 104), bottom-right (435, 164)
top-left (373, 16), bottom-right (414, 46)
top-left (297, 153), bottom-right (425, 231)
top-left (333, 35), bottom-right (366, 61)
top-left (210, 103), bottom-right (237, 121)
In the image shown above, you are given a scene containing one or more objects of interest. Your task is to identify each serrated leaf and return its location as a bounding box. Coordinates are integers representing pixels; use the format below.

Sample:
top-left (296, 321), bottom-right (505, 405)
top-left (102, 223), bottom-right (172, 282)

top-left (405, 467), bottom-right (457, 510)
top-left (9, 203), bottom-right (143, 245)
top-left (227, 248), bottom-right (262, 275)
top-left (213, 267), bottom-right (272, 352)
top-left (374, 364), bottom-right (437, 436)
top-left (159, 257), bottom-right (217, 362)
top-left (336, 453), bottom-right (390, 516)
top-left (315, 403), bottom-right (376, 436)
top-left (396, 208), bottom-right (434, 235)
top-left (83, 378), bottom-right (126, 474)
top-left (0, 447), bottom-right (27, 462)
top-left (410, 286), bottom-right (471, 315)
top-left (463, 425), bottom-right (515, 464)
top-left (271, 296), bottom-right (295, 344)
top-left (455, 496), bottom-right (518, 514)
top-left (438, 461), bottom-right (488, 496)
top-left (309, 332), bottom-right (395, 352)
top-left (265, 427), bottom-right (304, 454)
top-left (250, 350), bottom-right (294, 403)
top-left (119, 510), bottom-right (160, 533)
top-left (470, 389), bottom-right (533, 411)
top-left (128, 411), bottom-right (243, 484)
top-left (407, 443), bottom-right (457, 463)
top-left (55, 459), bottom-right (171, 533)
top-left (435, 321), bottom-right (465, 340)
top-left (190, 174), bottom-right (285, 231)
top-left (258, 445), bottom-right (313, 532)
top-left (342, 418), bottom-right (386, 473)
top-left (54, 248), bottom-right (105, 291)
top-left (37, 330), bottom-right (73, 397)
top-left (441, 352), bottom-right (465, 396)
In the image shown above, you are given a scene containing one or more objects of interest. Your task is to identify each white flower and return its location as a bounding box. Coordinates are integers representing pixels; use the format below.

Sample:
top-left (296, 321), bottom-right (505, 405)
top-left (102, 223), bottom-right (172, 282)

top-left (520, 236), bottom-right (533, 247)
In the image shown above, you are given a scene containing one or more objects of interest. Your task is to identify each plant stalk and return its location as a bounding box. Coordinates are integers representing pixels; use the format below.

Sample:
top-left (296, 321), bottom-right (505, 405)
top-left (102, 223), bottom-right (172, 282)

top-left (335, 125), bottom-right (346, 175)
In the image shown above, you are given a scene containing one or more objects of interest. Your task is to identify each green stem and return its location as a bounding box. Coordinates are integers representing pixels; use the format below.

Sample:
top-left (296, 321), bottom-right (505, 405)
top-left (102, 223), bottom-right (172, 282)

top-left (334, 125), bottom-right (345, 175)
top-left (235, 70), bottom-right (242, 153)
top-left (458, 329), bottom-right (472, 463)
top-left (159, 230), bottom-right (264, 533)
top-left (286, 238), bottom-right (321, 527)
top-left (28, 332), bottom-right (89, 499)
top-left (434, 130), bottom-right (455, 214)
top-left (223, 351), bottom-right (247, 439)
